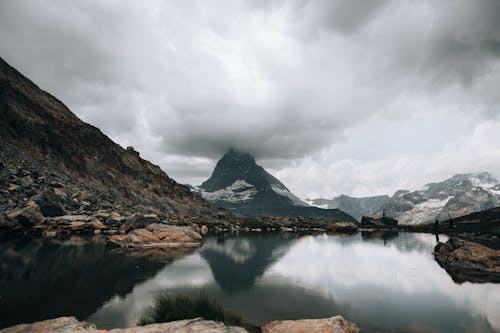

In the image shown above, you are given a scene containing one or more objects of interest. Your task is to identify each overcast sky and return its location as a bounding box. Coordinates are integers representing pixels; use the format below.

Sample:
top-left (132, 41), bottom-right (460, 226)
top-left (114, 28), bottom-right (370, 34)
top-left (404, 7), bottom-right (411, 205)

top-left (1, 0), bottom-right (499, 199)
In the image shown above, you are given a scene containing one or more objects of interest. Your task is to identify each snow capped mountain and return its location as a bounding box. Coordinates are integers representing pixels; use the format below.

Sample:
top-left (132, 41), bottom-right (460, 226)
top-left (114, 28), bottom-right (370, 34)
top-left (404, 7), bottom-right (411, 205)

top-left (308, 172), bottom-right (500, 225)
top-left (192, 149), bottom-right (356, 222)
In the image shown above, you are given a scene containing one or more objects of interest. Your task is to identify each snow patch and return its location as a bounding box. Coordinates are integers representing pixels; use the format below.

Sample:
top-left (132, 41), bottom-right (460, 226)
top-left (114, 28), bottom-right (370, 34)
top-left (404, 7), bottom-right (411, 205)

top-left (398, 196), bottom-right (454, 225)
top-left (200, 180), bottom-right (257, 203)
top-left (271, 184), bottom-right (309, 206)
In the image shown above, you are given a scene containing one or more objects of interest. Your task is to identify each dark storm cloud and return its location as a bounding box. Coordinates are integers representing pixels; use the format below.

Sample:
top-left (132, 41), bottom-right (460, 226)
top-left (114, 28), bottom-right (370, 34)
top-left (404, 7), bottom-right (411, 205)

top-left (0, 0), bottom-right (499, 191)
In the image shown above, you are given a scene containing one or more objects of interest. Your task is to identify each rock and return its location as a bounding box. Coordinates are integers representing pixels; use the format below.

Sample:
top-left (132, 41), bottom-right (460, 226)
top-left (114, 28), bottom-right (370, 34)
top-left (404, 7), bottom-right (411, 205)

top-left (361, 215), bottom-right (398, 228)
top-left (7, 203), bottom-right (44, 228)
top-left (434, 238), bottom-right (500, 283)
top-left (121, 213), bottom-right (160, 232)
top-left (326, 221), bottom-right (359, 233)
top-left (7, 183), bottom-right (21, 192)
top-left (33, 189), bottom-right (65, 217)
top-left (190, 223), bottom-right (201, 233)
top-left (107, 224), bottom-right (202, 249)
top-left (51, 215), bottom-right (93, 222)
top-left (261, 316), bottom-right (359, 333)
top-left (201, 224), bottom-right (209, 235)
top-left (0, 317), bottom-right (249, 333)
top-left (0, 212), bottom-right (23, 237)
top-left (88, 218), bottom-right (106, 230)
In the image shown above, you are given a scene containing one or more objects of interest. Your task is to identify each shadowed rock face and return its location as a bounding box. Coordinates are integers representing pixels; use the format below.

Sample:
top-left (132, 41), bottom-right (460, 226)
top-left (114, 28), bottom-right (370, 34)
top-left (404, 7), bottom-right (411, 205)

top-left (434, 238), bottom-right (500, 283)
top-left (0, 238), bottom-right (167, 328)
top-left (0, 56), bottom-right (221, 224)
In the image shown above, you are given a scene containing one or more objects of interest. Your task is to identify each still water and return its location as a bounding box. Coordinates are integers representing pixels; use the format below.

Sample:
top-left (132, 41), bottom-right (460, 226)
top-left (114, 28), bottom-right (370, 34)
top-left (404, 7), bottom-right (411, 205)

top-left (1, 232), bottom-right (499, 332)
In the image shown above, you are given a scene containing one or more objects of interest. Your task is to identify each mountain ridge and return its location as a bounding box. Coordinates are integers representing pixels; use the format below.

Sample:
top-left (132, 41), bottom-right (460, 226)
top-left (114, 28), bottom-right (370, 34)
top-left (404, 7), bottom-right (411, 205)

top-left (194, 149), bottom-right (357, 222)
top-left (308, 172), bottom-right (500, 224)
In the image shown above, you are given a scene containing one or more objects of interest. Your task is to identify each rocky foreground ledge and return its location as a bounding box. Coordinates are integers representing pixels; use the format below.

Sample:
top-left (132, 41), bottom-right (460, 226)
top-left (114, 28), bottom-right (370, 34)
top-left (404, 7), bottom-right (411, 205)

top-left (0, 316), bottom-right (359, 333)
top-left (434, 238), bottom-right (500, 283)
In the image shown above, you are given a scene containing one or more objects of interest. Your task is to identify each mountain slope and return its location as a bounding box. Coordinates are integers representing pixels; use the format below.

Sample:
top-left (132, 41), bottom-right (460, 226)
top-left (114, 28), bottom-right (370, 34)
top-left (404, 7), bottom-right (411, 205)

top-left (194, 149), bottom-right (357, 222)
top-left (308, 172), bottom-right (500, 225)
top-left (0, 56), bottom-right (220, 222)
top-left (307, 195), bottom-right (390, 221)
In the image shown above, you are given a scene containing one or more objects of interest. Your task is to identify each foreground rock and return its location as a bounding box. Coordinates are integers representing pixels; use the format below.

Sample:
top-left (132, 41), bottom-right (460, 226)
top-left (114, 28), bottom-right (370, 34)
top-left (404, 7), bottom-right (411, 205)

top-left (261, 316), bottom-right (359, 333)
top-left (0, 316), bottom-right (360, 333)
top-left (434, 238), bottom-right (500, 283)
top-left (107, 223), bottom-right (203, 249)
top-left (0, 317), bottom-right (249, 333)
top-left (360, 215), bottom-right (398, 228)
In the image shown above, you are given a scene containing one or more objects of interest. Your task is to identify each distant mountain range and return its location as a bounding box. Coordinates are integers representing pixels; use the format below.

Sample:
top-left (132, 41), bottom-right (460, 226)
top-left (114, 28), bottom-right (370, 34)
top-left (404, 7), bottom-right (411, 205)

top-left (191, 149), bottom-right (357, 222)
top-left (308, 172), bottom-right (500, 225)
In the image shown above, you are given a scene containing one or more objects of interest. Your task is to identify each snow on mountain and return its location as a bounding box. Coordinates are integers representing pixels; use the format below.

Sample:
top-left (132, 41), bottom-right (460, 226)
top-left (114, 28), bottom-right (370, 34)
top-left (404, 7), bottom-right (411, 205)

top-left (270, 183), bottom-right (309, 207)
top-left (196, 180), bottom-right (257, 203)
top-left (308, 172), bottom-right (500, 225)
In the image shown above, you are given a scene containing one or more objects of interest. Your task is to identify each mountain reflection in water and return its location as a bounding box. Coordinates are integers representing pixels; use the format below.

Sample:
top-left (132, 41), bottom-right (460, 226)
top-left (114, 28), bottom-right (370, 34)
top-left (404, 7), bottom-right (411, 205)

top-left (1, 232), bottom-right (499, 333)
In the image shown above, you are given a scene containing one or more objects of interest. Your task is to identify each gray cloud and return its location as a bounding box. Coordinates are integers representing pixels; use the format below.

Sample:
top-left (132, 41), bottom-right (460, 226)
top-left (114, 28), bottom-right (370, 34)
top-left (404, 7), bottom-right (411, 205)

top-left (0, 0), bottom-right (499, 194)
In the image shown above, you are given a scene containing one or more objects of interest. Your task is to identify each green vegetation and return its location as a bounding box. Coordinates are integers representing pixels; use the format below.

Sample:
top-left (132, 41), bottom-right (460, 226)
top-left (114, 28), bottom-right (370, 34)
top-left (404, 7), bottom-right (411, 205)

top-left (138, 292), bottom-right (243, 326)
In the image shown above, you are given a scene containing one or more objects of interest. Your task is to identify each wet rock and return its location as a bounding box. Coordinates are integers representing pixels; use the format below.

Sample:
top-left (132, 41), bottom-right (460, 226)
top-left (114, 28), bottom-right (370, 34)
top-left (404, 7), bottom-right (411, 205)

top-left (7, 203), bottom-right (44, 228)
top-left (261, 316), bottom-right (359, 333)
top-left (33, 190), bottom-right (65, 217)
top-left (0, 317), bottom-right (249, 333)
top-left (201, 224), bottom-right (209, 235)
top-left (435, 238), bottom-right (500, 283)
top-left (361, 215), bottom-right (398, 228)
top-left (107, 224), bottom-right (202, 249)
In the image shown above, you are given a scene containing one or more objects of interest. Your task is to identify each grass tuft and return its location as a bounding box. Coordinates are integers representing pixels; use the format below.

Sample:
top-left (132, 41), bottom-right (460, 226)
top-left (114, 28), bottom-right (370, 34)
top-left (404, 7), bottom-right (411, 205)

top-left (137, 292), bottom-right (243, 327)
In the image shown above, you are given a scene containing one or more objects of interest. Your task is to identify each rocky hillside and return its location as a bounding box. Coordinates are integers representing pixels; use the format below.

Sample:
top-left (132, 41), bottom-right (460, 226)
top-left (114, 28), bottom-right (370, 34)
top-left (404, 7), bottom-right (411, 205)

top-left (0, 56), bottom-right (223, 233)
top-left (192, 149), bottom-right (356, 222)
top-left (308, 172), bottom-right (500, 225)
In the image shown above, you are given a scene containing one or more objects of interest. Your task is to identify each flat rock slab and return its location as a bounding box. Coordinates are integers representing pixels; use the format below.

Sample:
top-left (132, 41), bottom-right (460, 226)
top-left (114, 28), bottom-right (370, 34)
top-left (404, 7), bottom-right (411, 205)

top-left (0, 317), bottom-right (249, 333)
top-left (107, 223), bottom-right (202, 249)
top-left (435, 238), bottom-right (500, 283)
top-left (261, 316), bottom-right (359, 333)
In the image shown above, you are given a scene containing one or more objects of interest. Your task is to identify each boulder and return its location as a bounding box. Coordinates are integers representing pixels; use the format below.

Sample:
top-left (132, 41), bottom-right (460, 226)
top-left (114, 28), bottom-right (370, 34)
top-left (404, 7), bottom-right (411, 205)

top-left (0, 316), bottom-right (249, 333)
top-left (434, 238), bottom-right (500, 283)
top-left (7, 203), bottom-right (44, 228)
top-left (261, 316), bottom-right (359, 333)
top-left (33, 190), bottom-right (65, 217)
top-left (121, 213), bottom-right (160, 232)
top-left (201, 224), bottom-right (209, 235)
top-left (107, 224), bottom-right (202, 249)
top-left (361, 216), bottom-right (398, 228)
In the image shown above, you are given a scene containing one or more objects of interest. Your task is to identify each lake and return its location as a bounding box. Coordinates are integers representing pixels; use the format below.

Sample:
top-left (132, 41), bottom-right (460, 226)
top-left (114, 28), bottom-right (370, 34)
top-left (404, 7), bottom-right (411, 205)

top-left (1, 232), bottom-right (499, 332)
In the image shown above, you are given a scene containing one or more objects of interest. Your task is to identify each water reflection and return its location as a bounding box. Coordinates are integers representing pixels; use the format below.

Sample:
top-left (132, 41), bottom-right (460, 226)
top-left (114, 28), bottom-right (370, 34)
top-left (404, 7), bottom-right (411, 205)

top-left (1, 232), bottom-right (499, 333)
top-left (0, 237), bottom-right (165, 328)
top-left (88, 232), bottom-right (499, 332)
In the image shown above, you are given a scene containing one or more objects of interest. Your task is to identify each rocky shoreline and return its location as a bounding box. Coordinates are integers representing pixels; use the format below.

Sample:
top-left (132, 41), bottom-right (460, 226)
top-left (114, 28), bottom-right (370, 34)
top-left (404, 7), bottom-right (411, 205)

top-left (434, 238), bottom-right (500, 283)
top-left (0, 316), bottom-right (359, 333)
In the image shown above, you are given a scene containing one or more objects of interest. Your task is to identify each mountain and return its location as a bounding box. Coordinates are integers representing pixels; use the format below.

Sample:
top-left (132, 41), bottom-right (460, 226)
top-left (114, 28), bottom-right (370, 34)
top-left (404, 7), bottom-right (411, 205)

top-left (308, 172), bottom-right (500, 225)
top-left (307, 195), bottom-right (391, 221)
top-left (193, 149), bottom-right (357, 222)
top-left (0, 56), bottom-right (220, 223)
top-left (382, 172), bottom-right (500, 225)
